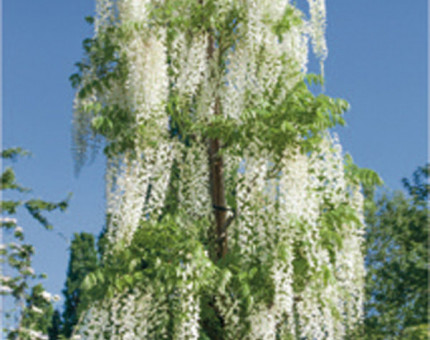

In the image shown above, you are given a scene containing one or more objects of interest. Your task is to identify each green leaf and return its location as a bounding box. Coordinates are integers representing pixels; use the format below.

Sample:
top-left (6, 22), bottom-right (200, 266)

top-left (1, 148), bottom-right (30, 160)
top-left (92, 116), bottom-right (104, 130)
top-left (84, 16), bottom-right (94, 25)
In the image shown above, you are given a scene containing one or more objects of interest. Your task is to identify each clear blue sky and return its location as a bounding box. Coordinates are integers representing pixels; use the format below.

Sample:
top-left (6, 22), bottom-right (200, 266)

top-left (3, 1), bottom-right (428, 307)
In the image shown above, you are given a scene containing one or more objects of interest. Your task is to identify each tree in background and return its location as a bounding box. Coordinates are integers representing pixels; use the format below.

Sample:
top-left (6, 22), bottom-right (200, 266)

top-left (62, 233), bottom-right (98, 338)
top-left (364, 165), bottom-right (429, 339)
top-left (70, 0), bottom-right (379, 338)
top-left (1, 148), bottom-right (68, 339)
top-left (48, 310), bottom-right (63, 340)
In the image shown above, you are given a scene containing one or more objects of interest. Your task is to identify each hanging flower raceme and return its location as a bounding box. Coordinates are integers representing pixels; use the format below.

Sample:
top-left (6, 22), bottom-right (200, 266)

top-left (71, 0), bottom-right (376, 338)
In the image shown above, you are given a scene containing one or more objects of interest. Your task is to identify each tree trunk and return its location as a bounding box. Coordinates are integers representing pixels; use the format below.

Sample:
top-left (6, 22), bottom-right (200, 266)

top-left (205, 31), bottom-right (228, 340)
top-left (207, 35), bottom-right (228, 261)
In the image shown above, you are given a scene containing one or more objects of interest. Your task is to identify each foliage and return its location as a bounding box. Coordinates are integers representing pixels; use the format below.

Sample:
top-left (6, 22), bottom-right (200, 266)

top-left (81, 214), bottom-right (216, 303)
top-left (363, 165), bottom-right (429, 339)
top-left (1, 149), bottom-right (66, 339)
top-left (0, 148), bottom-right (31, 160)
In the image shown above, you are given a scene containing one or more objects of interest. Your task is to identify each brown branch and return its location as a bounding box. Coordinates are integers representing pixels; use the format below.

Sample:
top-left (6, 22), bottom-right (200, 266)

top-left (205, 29), bottom-right (230, 261)
top-left (208, 98), bottom-right (228, 260)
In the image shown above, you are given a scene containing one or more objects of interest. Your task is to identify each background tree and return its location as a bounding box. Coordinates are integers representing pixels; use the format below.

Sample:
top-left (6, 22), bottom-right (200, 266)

top-left (1, 148), bottom-right (67, 339)
top-left (48, 310), bottom-right (63, 340)
top-left (364, 165), bottom-right (429, 339)
top-left (62, 233), bottom-right (98, 338)
top-left (71, 0), bottom-right (379, 338)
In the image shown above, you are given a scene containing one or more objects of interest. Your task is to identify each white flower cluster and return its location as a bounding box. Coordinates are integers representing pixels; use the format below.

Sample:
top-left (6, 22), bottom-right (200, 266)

top-left (77, 289), bottom-right (166, 339)
top-left (174, 264), bottom-right (202, 340)
top-left (23, 329), bottom-right (49, 340)
top-left (171, 32), bottom-right (209, 103)
top-left (177, 141), bottom-right (212, 219)
top-left (40, 290), bottom-right (61, 303)
top-left (73, 0), bottom-right (174, 250)
top-left (221, 0), bottom-right (311, 122)
top-left (105, 143), bottom-right (175, 249)
top-left (77, 253), bottom-right (212, 339)
top-left (307, 0), bottom-right (328, 60)
top-left (226, 135), bottom-right (365, 339)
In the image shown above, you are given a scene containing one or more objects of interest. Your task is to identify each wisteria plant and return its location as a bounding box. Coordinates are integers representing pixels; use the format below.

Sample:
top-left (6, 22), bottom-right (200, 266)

top-left (71, 0), bottom-right (381, 339)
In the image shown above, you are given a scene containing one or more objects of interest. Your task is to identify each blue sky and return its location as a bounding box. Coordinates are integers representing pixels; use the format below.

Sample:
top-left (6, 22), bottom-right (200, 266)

top-left (2, 0), bottom-right (428, 308)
